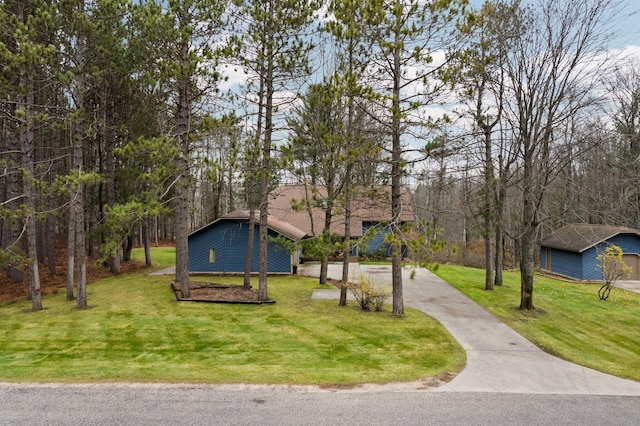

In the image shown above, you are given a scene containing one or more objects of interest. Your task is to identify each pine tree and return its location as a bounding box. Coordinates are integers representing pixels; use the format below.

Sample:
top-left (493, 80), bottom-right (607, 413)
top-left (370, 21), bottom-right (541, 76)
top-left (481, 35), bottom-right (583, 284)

top-left (230, 0), bottom-right (320, 300)
top-left (357, 0), bottom-right (470, 315)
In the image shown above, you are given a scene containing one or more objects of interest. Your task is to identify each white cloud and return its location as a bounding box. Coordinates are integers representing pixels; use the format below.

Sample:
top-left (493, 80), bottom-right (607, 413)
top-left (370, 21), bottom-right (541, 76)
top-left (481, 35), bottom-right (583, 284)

top-left (218, 65), bottom-right (249, 91)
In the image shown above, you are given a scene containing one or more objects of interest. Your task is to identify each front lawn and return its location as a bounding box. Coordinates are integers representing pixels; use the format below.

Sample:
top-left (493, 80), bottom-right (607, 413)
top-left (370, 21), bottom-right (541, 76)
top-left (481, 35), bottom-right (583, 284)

top-left (130, 246), bottom-right (176, 269)
top-left (0, 253), bottom-right (464, 385)
top-left (432, 264), bottom-right (640, 381)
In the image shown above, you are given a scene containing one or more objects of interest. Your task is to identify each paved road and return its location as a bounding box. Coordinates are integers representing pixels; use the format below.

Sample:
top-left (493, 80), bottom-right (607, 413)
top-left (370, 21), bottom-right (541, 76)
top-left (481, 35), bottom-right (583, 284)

top-left (0, 383), bottom-right (638, 425)
top-left (304, 263), bottom-right (640, 396)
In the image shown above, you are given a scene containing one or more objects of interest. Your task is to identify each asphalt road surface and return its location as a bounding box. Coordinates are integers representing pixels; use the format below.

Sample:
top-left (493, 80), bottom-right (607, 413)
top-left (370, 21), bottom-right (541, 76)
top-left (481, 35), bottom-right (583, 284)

top-left (0, 383), bottom-right (638, 425)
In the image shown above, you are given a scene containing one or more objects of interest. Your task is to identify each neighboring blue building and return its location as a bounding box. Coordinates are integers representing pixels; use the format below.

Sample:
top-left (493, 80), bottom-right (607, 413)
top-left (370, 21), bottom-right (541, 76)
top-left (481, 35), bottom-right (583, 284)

top-left (539, 224), bottom-right (640, 281)
top-left (188, 210), bottom-right (307, 274)
top-left (359, 221), bottom-right (409, 258)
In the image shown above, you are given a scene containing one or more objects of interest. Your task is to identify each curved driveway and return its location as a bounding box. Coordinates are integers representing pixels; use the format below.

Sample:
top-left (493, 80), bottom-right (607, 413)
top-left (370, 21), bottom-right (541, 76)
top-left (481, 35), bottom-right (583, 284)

top-left (304, 263), bottom-right (640, 395)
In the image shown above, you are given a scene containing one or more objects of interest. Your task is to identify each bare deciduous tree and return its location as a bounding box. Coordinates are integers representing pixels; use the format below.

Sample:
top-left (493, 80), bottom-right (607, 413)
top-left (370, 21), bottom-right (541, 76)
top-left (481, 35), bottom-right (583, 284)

top-left (504, 0), bottom-right (621, 310)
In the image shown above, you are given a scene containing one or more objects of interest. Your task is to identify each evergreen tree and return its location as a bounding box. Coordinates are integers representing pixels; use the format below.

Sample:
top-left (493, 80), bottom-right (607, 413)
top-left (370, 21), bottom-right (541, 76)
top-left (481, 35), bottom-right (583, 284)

top-left (230, 0), bottom-right (320, 300)
top-left (357, 0), bottom-right (470, 315)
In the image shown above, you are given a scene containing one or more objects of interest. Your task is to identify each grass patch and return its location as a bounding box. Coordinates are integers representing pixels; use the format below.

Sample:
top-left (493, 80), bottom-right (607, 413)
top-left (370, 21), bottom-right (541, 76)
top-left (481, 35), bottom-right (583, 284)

top-left (432, 264), bottom-right (640, 381)
top-left (0, 252), bottom-right (464, 385)
top-left (130, 247), bottom-right (176, 269)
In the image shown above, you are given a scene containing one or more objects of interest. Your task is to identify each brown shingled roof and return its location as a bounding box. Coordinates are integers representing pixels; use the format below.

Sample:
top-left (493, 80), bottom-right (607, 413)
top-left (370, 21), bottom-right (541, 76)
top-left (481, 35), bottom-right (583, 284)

top-left (538, 224), bottom-right (640, 253)
top-left (189, 209), bottom-right (307, 241)
top-left (268, 184), bottom-right (414, 237)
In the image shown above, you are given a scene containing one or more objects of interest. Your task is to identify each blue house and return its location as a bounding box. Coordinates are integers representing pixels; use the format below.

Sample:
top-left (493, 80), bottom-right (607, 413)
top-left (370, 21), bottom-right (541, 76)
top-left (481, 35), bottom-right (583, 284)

top-left (360, 221), bottom-right (410, 258)
top-left (268, 185), bottom-right (415, 260)
top-left (539, 224), bottom-right (640, 281)
top-left (188, 210), bottom-right (307, 274)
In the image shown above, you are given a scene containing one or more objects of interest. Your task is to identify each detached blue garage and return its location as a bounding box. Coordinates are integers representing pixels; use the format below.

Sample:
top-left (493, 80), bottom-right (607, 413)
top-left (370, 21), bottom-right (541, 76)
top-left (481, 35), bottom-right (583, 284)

top-left (539, 224), bottom-right (640, 281)
top-left (188, 210), bottom-right (307, 274)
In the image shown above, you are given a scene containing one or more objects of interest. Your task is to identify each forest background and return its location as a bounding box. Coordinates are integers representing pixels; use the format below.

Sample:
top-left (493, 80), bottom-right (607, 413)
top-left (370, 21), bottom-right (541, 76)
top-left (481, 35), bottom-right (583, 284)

top-left (1, 0), bottom-right (639, 313)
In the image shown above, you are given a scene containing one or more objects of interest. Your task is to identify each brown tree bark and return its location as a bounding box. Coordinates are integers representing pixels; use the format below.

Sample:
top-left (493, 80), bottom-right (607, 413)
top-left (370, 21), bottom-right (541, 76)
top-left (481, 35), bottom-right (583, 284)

top-left (143, 216), bottom-right (152, 266)
top-left (66, 205), bottom-right (76, 301)
top-left (258, 69), bottom-right (273, 302)
top-left (104, 91), bottom-right (120, 275)
top-left (390, 23), bottom-right (404, 316)
top-left (340, 166), bottom-right (352, 306)
top-left (174, 84), bottom-right (191, 298)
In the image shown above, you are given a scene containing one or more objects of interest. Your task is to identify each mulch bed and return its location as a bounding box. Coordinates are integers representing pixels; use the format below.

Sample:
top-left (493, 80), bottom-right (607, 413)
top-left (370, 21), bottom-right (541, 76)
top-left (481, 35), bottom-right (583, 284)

top-left (171, 281), bottom-right (276, 304)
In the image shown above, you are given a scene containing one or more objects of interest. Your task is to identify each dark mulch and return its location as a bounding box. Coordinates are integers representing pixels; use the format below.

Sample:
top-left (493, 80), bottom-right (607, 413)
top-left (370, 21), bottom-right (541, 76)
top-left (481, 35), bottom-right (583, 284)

top-left (171, 281), bottom-right (276, 304)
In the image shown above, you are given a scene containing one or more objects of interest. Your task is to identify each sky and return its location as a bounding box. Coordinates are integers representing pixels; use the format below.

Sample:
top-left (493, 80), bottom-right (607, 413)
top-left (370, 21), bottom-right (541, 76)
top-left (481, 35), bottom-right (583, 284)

top-left (219, 0), bottom-right (640, 90)
top-left (216, 0), bottom-right (640, 166)
top-left (467, 0), bottom-right (640, 49)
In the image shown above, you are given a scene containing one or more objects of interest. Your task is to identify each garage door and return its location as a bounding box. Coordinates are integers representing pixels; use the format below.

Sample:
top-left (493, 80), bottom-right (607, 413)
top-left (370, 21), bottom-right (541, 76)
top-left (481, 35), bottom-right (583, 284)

top-left (622, 254), bottom-right (640, 280)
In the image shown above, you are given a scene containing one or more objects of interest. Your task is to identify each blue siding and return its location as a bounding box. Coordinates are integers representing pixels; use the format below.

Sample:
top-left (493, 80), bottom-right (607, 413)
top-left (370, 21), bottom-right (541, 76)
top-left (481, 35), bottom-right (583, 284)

top-left (188, 220), bottom-right (292, 273)
top-left (361, 222), bottom-right (391, 256)
top-left (607, 235), bottom-right (640, 254)
top-left (540, 232), bottom-right (640, 280)
top-left (582, 236), bottom-right (640, 280)
top-left (547, 249), bottom-right (584, 279)
top-left (359, 222), bottom-right (409, 258)
top-left (582, 246), bottom-right (602, 280)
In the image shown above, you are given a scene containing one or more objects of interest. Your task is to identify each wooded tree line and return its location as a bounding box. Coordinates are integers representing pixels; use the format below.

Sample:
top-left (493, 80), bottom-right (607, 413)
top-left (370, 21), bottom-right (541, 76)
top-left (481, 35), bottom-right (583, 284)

top-left (0, 0), bottom-right (636, 314)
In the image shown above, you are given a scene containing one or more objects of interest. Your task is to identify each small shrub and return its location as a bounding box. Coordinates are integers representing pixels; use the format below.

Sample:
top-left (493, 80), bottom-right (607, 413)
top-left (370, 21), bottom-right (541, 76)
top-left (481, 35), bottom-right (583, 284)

top-left (346, 274), bottom-right (391, 312)
top-left (596, 244), bottom-right (632, 301)
top-left (368, 286), bottom-right (390, 312)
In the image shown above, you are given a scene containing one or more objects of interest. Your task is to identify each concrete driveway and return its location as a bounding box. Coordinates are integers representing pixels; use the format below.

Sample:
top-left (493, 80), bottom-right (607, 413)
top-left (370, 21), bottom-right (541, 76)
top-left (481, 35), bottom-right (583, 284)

top-left (302, 263), bottom-right (640, 395)
top-left (616, 280), bottom-right (640, 294)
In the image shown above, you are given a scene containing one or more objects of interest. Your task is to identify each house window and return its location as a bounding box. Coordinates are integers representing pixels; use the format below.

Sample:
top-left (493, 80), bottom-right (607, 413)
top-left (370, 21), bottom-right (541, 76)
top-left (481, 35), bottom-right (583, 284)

top-left (208, 248), bottom-right (216, 263)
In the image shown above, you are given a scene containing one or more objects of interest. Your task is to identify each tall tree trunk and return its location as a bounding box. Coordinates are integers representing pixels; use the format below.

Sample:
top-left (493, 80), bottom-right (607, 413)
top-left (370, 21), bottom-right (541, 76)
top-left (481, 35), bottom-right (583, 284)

top-left (244, 160), bottom-right (257, 289)
top-left (20, 81), bottom-right (42, 311)
top-left (175, 80), bottom-right (191, 298)
top-left (74, 177), bottom-right (87, 309)
top-left (258, 73), bottom-right (273, 301)
top-left (319, 205), bottom-right (332, 285)
top-left (519, 224), bottom-right (535, 310)
top-left (103, 90), bottom-right (120, 275)
top-left (73, 1), bottom-right (88, 309)
top-left (484, 232), bottom-right (493, 290)
top-left (258, 22), bottom-right (275, 302)
top-left (494, 222), bottom-right (504, 287)
top-left (227, 162), bottom-right (235, 212)
top-left (123, 235), bottom-right (133, 261)
top-left (519, 145), bottom-right (535, 310)
top-left (25, 213), bottom-right (41, 311)
top-left (212, 178), bottom-right (222, 221)
top-left (45, 212), bottom-right (56, 276)
top-left (17, 23), bottom-right (42, 308)
top-left (244, 73), bottom-right (264, 290)
top-left (66, 206), bottom-right (76, 301)
top-left (45, 120), bottom-right (63, 277)
top-left (390, 25), bottom-right (404, 316)
top-left (340, 165), bottom-right (352, 306)
top-left (340, 41), bottom-right (356, 301)
top-left (483, 126), bottom-right (494, 291)
top-left (143, 216), bottom-right (152, 266)
top-left (494, 155), bottom-right (508, 287)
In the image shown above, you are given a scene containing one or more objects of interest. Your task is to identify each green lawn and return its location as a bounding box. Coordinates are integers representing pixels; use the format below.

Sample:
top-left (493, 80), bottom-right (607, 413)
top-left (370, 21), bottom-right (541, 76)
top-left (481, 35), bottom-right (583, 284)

top-left (431, 264), bottom-right (640, 381)
top-left (130, 246), bottom-right (176, 269)
top-left (0, 249), bottom-right (464, 384)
